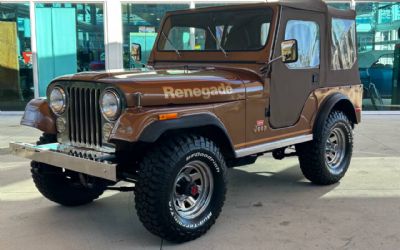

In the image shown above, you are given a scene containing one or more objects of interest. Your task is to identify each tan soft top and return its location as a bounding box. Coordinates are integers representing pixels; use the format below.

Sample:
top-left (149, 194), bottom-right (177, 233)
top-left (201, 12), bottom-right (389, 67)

top-left (279, 0), bottom-right (327, 12)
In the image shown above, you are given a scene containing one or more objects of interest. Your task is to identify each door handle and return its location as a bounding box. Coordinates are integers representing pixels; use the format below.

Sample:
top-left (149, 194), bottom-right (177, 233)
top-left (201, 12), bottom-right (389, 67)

top-left (312, 73), bottom-right (319, 84)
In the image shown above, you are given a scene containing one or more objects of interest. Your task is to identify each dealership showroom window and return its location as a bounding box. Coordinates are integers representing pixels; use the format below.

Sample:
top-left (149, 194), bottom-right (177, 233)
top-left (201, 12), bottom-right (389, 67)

top-left (0, 1), bottom-right (400, 112)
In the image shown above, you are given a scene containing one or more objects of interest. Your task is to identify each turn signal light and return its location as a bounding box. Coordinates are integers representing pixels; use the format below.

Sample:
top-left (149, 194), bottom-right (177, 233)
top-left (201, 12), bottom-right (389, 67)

top-left (159, 113), bottom-right (178, 121)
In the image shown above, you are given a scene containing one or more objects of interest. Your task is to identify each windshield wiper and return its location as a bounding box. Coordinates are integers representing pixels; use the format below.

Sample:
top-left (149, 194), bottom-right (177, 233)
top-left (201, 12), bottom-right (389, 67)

top-left (207, 26), bottom-right (228, 57)
top-left (161, 31), bottom-right (181, 57)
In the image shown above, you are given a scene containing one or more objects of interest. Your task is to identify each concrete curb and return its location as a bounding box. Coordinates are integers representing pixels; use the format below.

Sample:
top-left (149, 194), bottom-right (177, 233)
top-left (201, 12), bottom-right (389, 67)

top-left (0, 147), bottom-right (10, 155)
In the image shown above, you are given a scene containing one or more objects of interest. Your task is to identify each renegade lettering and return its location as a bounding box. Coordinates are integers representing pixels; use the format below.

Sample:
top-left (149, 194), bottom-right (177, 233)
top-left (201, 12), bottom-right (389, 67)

top-left (163, 84), bottom-right (234, 99)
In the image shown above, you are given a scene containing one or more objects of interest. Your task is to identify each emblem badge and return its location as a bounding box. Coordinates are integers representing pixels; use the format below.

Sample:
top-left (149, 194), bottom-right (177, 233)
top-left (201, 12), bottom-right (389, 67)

top-left (254, 120), bottom-right (268, 133)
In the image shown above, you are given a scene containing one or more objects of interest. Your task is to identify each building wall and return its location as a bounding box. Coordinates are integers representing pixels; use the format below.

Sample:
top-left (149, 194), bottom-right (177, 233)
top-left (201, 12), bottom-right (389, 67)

top-left (0, 0), bottom-right (399, 111)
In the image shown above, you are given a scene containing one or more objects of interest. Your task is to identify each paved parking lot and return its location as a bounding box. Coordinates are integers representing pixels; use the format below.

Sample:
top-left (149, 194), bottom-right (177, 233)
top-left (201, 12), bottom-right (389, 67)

top-left (1, 115), bottom-right (400, 250)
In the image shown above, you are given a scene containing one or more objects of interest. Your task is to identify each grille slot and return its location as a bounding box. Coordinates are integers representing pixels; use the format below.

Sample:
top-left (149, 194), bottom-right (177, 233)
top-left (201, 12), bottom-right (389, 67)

top-left (66, 86), bottom-right (102, 148)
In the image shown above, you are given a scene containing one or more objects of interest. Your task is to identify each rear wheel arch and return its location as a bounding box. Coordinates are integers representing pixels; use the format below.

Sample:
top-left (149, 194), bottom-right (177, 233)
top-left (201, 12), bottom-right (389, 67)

top-left (314, 93), bottom-right (358, 132)
top-left (332, 99), bottom-right (358, 127)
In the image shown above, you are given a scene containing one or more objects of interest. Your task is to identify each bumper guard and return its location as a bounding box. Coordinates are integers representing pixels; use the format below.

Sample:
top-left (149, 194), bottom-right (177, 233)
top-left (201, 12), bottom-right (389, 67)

top-left (9, 142), bottom-right (117, 181)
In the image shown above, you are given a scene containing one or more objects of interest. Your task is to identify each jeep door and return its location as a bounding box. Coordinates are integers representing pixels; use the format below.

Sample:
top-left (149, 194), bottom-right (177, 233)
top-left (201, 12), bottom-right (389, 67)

top-left (269, 8), bottom-right (326, 128)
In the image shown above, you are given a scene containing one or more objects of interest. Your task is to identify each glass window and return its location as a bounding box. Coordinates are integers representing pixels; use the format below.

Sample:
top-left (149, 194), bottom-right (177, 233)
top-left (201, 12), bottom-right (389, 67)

top-left (194, 3), bottom-right (227, 8)
top-left (122, 4), bottom-right (190, 69)
top-left (327, 3), bottom-right (351, 10)
top-left (164, 26), bottom-right (206, 51)
top-left (356, 2), bottom-right (400, 111)
top-left (331, 18), bottom-right (357, 70)
top-left (35, 3), bottom-right (105, 96)
top-left (158, 8), bottom-right (273, 52)
top-left (0, 3), bottom-right (33, 111)
top-left (284, 20), bottom-right (320, 69)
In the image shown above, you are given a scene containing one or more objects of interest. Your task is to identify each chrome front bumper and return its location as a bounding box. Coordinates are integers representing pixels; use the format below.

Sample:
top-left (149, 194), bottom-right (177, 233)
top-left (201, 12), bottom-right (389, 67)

top-left (9, 142), bottom-right (117, 181)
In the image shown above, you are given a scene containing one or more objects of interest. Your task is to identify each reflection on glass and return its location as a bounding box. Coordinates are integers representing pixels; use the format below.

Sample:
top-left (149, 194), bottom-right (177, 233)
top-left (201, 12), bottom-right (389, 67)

top-left (0, 3), bottom-right (33, 111)
top-left (35, 3), bottom-right (104, 96)
top-left (356, 2), bottom-right (400, 110)
top-left (122, 4), bottom-right (190, 69)
top-left (331, 18), bottom-right (357, 70)
top-left (195, 3), bottom-right (228, 8)
top-left (285, 20), bottom-right (320, 69)
top-left (328, 3), bottom-right (351, 10)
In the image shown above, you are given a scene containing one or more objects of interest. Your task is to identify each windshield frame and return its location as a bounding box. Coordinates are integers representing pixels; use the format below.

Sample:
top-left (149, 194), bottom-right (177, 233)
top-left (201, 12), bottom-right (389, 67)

top-left (156, 7), bottom-right (274, 53)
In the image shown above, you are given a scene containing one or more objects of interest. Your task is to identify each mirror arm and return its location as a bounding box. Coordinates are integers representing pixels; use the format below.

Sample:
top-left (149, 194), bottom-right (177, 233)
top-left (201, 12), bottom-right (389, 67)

top-left (261, 55), bottom-right (284, 77)
top-left (268, 55), bottom-right (284, 65)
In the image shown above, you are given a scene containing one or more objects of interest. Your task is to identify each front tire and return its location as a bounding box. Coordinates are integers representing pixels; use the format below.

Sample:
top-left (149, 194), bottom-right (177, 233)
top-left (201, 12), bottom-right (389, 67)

top-left (296, 111), bottom-right (354, 185)
top-left (31, 134), bottom-right (108, 206)
top-left (135, 135), bottom-right (227, 242)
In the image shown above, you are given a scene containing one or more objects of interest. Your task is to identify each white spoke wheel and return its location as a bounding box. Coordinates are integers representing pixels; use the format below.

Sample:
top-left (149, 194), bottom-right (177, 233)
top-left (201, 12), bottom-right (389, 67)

top-left (172, 161), bottom-right (214, 220)
top-left (296, 111), bottom-right (354, 185)
top-left (135, 135), bottom-right (227, 243)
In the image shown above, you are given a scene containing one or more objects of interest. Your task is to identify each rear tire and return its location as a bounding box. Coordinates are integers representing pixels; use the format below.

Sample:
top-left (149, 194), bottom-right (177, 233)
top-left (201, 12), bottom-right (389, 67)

top-left (31, 134), bottom-right (108, 206)
top-left (135, 134), bottom-right (227, 242)
top-left (296, 111), bottom-right (353, 185)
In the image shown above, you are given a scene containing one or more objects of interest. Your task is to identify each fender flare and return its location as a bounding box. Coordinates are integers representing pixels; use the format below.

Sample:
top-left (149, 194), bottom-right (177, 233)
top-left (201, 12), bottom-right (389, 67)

top-left (139, 113), bottom-right (234, 146)
top-left (20, 99), bottom-right (57, 134)
top-left (314, 93), bottom-right (357, 134)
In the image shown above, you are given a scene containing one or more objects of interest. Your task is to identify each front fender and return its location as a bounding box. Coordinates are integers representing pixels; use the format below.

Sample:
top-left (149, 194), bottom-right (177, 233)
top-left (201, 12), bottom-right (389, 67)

top-left (110, 107), bottom-right (231, 144)
top-left (21, 99), bottom-right (57, 134)
top-left (138, 113), bottom-right (231, 143)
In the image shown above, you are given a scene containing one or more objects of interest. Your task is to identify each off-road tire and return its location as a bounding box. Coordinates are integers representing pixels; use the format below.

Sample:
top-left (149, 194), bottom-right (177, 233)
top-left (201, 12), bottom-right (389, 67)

top-left (31, 134), bottom-right (108, 206)
top-left (135, 135), bottom-right (227, 242)
top-left (296, 111), bottom-right (353, 185)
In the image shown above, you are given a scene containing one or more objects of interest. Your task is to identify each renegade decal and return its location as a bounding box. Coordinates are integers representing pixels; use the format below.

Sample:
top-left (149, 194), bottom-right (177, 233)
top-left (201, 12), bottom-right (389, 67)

top-left (163, 84), bottom-right (234, 100)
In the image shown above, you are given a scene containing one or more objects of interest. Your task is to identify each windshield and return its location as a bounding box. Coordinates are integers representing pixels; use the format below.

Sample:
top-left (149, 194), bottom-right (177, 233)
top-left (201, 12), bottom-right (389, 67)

top-left (158, 8), bottom-right (273, 52)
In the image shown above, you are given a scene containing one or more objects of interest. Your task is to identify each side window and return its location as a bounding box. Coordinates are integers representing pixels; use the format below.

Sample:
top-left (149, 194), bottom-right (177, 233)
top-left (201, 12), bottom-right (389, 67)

top-left (331, 18), bottom-right (357, 70)
top-left (284, 20), bottom-right (320, 69)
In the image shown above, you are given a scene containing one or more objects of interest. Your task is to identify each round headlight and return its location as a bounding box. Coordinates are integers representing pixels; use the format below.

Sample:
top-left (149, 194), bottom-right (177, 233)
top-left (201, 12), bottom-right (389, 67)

top-left (49, 87), bottom-right (66, 115)
top-left (100, 90), bottom-right (121, 121)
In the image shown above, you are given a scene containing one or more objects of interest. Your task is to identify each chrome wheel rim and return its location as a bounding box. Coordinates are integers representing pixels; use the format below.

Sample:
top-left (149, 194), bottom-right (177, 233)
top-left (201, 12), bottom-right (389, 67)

top-left (172, 160), bottom-right (214, 220)
top-left (325, 127), bottom-right (346, 173)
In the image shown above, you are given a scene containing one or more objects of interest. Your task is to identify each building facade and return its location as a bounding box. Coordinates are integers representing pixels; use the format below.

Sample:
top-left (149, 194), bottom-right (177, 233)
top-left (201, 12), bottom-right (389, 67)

top-left (0, 0), bottom-right (399, 111)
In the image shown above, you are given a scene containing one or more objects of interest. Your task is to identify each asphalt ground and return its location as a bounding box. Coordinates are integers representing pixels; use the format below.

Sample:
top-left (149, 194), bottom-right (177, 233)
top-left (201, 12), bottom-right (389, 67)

top-left (0, 114), bottom-right (399, 250)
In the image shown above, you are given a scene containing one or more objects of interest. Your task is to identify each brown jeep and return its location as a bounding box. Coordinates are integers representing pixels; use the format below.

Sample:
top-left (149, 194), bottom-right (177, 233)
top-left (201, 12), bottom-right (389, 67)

top-left (10, 0), bottom-right (362, 243)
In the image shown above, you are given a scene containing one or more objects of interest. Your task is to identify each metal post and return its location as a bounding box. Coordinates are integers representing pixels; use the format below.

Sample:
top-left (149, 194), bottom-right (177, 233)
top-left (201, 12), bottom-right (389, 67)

top-left (29, 0), bottom-right (39, 98)
top-left (104, 0), bottom-right (123, 71)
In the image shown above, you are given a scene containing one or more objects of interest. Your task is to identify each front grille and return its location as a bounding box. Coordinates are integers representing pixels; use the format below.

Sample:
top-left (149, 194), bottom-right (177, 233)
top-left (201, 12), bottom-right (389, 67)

top-left (66, 86), bottom-right (103, 148)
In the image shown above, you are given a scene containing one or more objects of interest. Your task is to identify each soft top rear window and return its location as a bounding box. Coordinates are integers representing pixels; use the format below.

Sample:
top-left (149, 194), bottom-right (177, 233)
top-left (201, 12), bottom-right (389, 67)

top-left (331, 18), bottom-right (357, 70)
top-left (158, 8), bottom-right (273, 52)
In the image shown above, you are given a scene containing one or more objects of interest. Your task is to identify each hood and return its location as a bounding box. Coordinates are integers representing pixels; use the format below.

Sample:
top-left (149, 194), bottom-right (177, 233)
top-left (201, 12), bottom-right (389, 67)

top-left (55, 67), bottom-right (258, 107)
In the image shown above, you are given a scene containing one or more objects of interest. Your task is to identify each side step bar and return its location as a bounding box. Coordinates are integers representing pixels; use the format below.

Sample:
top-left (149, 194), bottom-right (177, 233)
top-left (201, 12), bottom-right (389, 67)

top-left (235, 134), bottom-right (313, 158)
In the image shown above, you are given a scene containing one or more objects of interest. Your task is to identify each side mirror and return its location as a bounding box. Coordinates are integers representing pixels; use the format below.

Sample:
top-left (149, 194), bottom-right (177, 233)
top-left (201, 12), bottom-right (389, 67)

top-left (281, 39), bottom-right (298, 64)
top-left (131, 43), bottom-right (142, 62)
